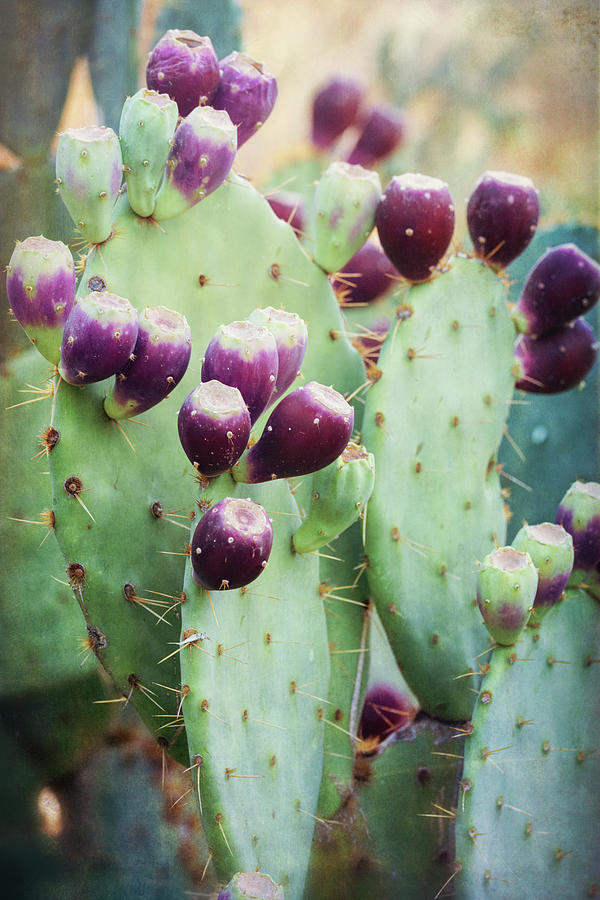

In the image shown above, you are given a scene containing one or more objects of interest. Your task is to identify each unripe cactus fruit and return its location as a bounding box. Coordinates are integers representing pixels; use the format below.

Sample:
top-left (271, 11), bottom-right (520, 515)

top-left (467, 170), bottom-right (539, 267)
top-left (331, 239), bottom-right (398, 302)
top-left (145, 29), bottom-right (220, 116)
top-left (358, 683), bottom-right (417, 742)
top-left (375, 173), bottom-right (455, 282)
top-left (511, 522), bottom-right (574, 622)
top-left (346, 103), bottom-right (406, 168)
top-left (177, 380), bottom-right (251, 475)
top-left (513, 317), bottom-right (598, 394)
top-left (59, 291), bottom-right (138, 385)
top-left (292, 441), bottom-right (375, 553)
top-left (313, 161), bottom-right (381, 273)
top-left (6, 235), bottom-right (75, 364)
top-left (311, 75), bottom-right (364, 149)
top-left (217, 872), bottom-right (284, 900)
top-left (119, 88), bottom-right (179, 218)
top-left (477, 546), bottom-right (538, 645)
top-left (232, 382), bottom-right (354, 483)
top-left (511, 243), bottom-right (600, 336)
top-left (190, 497), bottom-right (273, 590)
top-left (213, 51), bottom-right (278, 148)
top-left (55, 125), bottom-right (123, 245)
top-left (246, 306), bottom-right (308, 401)
top-left (153, 106), bottom-right (237, 221)
top-left (103, 306), bottom-right (191, 419)
top-left (201, 320), bottom-right (279, 423)
top-left (555, 481), bottom-right (600, 573)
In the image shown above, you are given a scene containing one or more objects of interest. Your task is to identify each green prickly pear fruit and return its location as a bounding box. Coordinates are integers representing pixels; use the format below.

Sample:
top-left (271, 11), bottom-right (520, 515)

top-left (511, 522), bottom-right (573, 623)
top-left (103, 305), bottom-right (191, 419)
top-left (217, 872), bottom-right (284, 900)
top-left (6, 235), bottom-right (75, 364)
top-left (477, 546), bottom-right (538, 645)
top-left (292, 441), bottom-right (374, 554)
top-left (119, 88), bottom-right (179, 218)
top-left (55, 126), bottom-right (123, 244)
top-left (313, 161), bottom-right (381, 273)
top-left (555, 480), bottom-right (600, 579)
top-left (153, 106), bottom-right (237, 221)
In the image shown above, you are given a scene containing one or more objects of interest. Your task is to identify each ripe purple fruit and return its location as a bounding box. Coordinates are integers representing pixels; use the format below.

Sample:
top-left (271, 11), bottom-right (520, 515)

top-left (59, 292), bottom-right (138, 385)
top-left (513, 317), bottom-right (598, 394)
top-left (266, 191), bottom-right (306, 235)
top-left (191, 497), bottom-right (273, 591)
top-left (512, 243), bottom-right (600, 336)
top-left (467, 170), bottom-right (539, 267)
top-left (146, 30), bottom-right (220, 116)
top-left (177, 381), bottom-right (251, 476)
top-left (246, 307), bottom-right (308, 402)
top-left (346, 104), bottom-right (406, 168)
top-left (212, 51), bottom-right (278, 148)
top-left (359, 683), bottom-right (417, 742)
top-left (201, 321), bottom-right (279, 424)
top-left (232, 381), bottom-right (354, 483)
top-left (375, 173), bottom-right (455, 282)
top-left (311, 75), bottom-right (364, 150)
top-left (331, 240), bottom-right (398, 302)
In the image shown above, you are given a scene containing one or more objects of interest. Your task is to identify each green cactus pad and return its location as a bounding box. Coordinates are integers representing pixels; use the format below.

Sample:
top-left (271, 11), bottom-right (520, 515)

top-left (180, 474), bottom-right (328, 899)
top-left (455, 588), bottom-right (600, 898)
top-left (362, 255), bottom-right (516, 720)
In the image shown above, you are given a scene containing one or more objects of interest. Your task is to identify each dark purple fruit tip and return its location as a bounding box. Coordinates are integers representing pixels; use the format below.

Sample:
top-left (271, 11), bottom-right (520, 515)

top-left (59, 292), bottom-right (138, 385)
top-left (213, 51), bottom-right (278, 148)
top-left (555, 481), bottom-right (600, 573)
top-left (359, 683), bottom-right (417, 743)
top-left (6, 235), bottom-right (76, 364)
top-left (512, 243), bottom-right (600, 336)
top-left (375, 173), bottom-right (455, 283)
top-left (232, 381), bottom-right (354, 483)
top-left (346, 103), bottom-right (407, 168)
top-left (467, 170), bottom-right (539, 268)
top-left (311, 75), bottom-right (364, 149)
top-left (104, 306), bottom-right (191, 419)
top-left (513, 317), bottom-right (598, 394)
top-left (246, 306), bottom-right (308, 401)
top-left (201, 321), bottom-right (279, 424)
top-left (146, 29), bottom-right (220, 116)
top-left (331, 239), bottom-right (398, 302)
top-left (266, 190), bottom-right (306, 235)
top-left (191, 497), bottom-right (273, 591)
top-left (178, 380), bottom-right (251, 476)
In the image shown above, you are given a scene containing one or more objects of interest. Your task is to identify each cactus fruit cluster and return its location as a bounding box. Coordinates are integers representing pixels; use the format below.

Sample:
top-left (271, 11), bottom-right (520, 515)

top-left (4, 23), bottom-right (600, 899)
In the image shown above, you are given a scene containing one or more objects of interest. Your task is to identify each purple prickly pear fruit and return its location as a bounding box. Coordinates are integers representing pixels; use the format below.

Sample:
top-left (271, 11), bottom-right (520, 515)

top-left (152, 106), bottom-right (237, 221)
top-left (346, 103), bottom-right (407, 168)
top-left (6, 235), bottom-right (75, 364)
top-left (246, 306), bottom-right (308, 401)
top-left (55, 125), bottom-right (123, 245)
top-left (331, 239), bottom-right (398, 302)
top-left (145, 29), bottom-right (220, 116)
top-left (232, 381), bottom-right (354, 483)
top-left (512, 244), bottom-right (600, 336)
top-left (59, 292), bottom-right (138, 385)
top-left (217, 872), bottom-right (284, 900)
top-left (266, 191), bottom-right (306, 235)
top-left (311, 75), bottom-right (364, 150)
top-left (467, 170), bottom-right (539, 267)
top-left (103, 306), bottom-right (191, 419)
top-left (359, 683), bottom-right (418, 742)
top-left (191, 497), bottom-right (273, 591)
top-left (177, 381), bottom-right (251, 476)
top-left (555, 481), bottom-right (600, 574)
top-left (513, 317), bottom-right (598, 394)
top-left (201, 321), bottom-right (279, 424)
top-left (511, 523), bottom-right (574, 622)
top-left (477, 547), bottom-right (538, 646)
top-left (212, 51), bottom-right (278, 148)
top-left (375, 173), bottom-right (455, 282)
